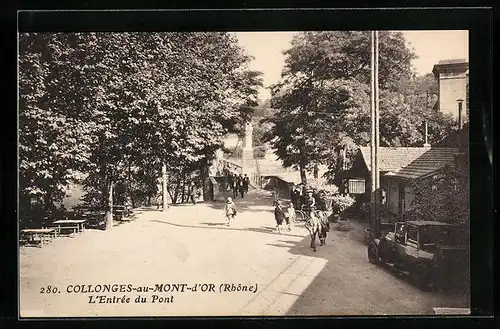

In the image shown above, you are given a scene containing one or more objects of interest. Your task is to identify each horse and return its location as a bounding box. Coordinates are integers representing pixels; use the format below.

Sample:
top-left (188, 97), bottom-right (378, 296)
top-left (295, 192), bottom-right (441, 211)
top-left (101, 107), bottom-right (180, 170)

top-left (304, 210), bottom-right (330, 252)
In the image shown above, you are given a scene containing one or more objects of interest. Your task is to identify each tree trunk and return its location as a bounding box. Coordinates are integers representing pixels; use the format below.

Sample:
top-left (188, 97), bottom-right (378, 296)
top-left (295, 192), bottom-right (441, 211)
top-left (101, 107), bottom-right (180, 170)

top-left (173, 179), bottom-right (181, 204)
top-left (105, 180), bottom-right (114, 230)
top-left (181, 174), bottom-right (186, 203)
top-left (162, 162), bottom-right (168, 212)
top-left (167, 186), bottom-right (175, 205)
top-left (299, 164), bottom-right (308, 185)
top-left (313, 164), bottom-right (319, 179)
top-left (127, 161), bottom-right (134, 208)
top-left (44, 190), bottom-right (52, 213)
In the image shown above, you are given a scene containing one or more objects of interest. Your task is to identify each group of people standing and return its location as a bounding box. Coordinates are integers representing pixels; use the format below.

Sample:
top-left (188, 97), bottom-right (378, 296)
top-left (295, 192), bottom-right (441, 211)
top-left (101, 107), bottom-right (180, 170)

top-left (273, 185), bottom-right (317, 233)
top-left (226, 172), bottom-right (250, 199)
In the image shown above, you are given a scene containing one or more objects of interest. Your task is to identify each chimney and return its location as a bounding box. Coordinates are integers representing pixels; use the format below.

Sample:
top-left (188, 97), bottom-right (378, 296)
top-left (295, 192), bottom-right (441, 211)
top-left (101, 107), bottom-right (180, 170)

top-left (457, 99), bottom-right (464, 129)
top-left (423, 120), bottom-right (430, 147)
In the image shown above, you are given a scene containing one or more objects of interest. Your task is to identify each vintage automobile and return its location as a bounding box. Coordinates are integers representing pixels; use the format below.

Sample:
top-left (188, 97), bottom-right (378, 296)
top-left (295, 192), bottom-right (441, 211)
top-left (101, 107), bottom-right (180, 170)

top-left (367, 220), bottom-right (469, 291)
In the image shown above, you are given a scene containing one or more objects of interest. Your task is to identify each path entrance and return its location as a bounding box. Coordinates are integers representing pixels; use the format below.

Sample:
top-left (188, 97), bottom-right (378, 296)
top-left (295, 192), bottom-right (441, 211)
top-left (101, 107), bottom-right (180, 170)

top-left (20, 189), bottom-right (467, 317)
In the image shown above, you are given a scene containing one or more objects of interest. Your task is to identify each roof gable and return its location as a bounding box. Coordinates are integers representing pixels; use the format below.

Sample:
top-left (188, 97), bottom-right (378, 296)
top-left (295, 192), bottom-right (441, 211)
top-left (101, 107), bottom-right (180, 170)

top-left (359, 147), bottom-right (430, 173)
top-left (386, 147), bottom-right (459, 180)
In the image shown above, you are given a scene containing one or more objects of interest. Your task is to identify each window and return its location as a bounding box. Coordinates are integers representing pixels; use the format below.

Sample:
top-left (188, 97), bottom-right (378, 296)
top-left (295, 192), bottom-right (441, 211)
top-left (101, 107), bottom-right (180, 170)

top-left (407, 225), bottom-right (418, 244)
top-left (348, 179), bottom-right (365, 194)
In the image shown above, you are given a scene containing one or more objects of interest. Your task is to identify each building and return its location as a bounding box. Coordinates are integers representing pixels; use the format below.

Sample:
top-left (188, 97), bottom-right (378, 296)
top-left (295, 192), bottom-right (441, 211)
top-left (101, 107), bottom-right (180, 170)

top-left (347, 146), bottom-right (431, 198)
top-left (432, 59), bottom-right (469, 121)
top-left (384, 147), bottom-right (459, 216)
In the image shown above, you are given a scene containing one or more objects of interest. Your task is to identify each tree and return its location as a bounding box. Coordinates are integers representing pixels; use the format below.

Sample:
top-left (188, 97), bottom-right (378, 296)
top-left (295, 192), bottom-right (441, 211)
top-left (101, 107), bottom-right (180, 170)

top-left (19, 33), bottom-right (99, 216)
top-left (264, 31), bottom-right (454, 184)
top-left (19, 32), bottom-right (262, 227)
top-left (264, 77), bottom-right (371, 183)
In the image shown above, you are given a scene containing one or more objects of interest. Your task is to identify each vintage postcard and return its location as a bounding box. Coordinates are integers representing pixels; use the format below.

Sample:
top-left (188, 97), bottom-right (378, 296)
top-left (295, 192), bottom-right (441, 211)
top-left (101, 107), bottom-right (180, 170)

top-left (18, 22), bottom-right (471, 317)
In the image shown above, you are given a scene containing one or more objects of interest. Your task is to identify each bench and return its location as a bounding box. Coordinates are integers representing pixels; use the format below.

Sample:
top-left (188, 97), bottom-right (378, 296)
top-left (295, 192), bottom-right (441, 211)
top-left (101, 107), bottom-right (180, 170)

top-left (20, 228), bottom-right (57, 247)
top-left (51, 219), bottom-right (87, 236)
top-left (113, 205), bottom-right (133, 220)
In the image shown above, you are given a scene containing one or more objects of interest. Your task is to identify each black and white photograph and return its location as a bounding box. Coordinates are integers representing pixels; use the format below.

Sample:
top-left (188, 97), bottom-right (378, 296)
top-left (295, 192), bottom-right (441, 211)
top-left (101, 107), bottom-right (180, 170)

top-left (18, 25), bottom-right (473, 317)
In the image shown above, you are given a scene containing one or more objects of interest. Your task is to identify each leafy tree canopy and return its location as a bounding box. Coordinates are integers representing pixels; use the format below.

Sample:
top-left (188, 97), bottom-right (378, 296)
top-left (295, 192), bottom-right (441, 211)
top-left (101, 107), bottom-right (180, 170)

top-left (263, 31), bottom-right (456, 183)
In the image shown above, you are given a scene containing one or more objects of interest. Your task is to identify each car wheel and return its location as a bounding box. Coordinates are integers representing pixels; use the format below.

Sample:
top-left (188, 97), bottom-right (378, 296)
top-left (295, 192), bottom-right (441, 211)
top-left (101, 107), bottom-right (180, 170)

top-left (368, 243), bottom-right (380, 264)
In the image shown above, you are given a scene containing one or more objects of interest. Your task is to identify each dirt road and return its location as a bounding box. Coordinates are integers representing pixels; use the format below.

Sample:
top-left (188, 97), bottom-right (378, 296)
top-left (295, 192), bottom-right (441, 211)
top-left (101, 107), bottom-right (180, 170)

top-left (19, 189), bottom-right (468, 317)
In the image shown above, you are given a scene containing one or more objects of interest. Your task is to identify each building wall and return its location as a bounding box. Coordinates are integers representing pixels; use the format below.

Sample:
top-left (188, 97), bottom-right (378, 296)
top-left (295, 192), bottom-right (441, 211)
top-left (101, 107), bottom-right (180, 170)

top-left (387, 180), bottom-right (400, 214)
top-left (438, 71), bottom-right (467, 119)
top-left (386, 179), bottom-right (416, 215)
top-left (403, 186), bottom-right (415, 212)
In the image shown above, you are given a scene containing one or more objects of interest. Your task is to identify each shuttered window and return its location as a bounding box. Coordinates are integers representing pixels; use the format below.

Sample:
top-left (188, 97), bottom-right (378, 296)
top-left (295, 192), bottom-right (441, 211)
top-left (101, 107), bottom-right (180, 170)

top-left (348, 179), bottom-right (365, 194)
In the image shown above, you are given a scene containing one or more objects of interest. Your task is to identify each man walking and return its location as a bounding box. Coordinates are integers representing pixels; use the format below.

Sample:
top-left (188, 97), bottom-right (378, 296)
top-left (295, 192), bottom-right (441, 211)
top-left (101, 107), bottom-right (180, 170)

top-left (236, 174), bottom-right (244, 198)
top-left (232, 177), bottom-right (238, 199)
top-left (227, 172), bottom-right (234, 192)
top-left (273, 200), bottom-right (287, 233)
top-left (243, 174), bottom-right (250, 195)
top-left (239, 179), bottom-right (245, 198)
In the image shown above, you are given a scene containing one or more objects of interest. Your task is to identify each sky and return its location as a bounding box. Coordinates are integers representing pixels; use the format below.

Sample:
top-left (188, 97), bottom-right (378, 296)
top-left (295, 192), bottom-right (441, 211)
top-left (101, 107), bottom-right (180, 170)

top-left (234, 30), bottom-right (469, 101)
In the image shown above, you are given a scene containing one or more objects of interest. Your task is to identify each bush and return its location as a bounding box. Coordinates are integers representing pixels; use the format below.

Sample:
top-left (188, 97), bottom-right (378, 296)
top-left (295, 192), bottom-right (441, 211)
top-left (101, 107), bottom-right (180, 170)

top-left (331, 194), bottom-right (355, 216)
top-left (316, 184), bottom-right (339, 198)
top-left (306, 182), bottom-right (340, 211)
top-left (253, 145), bottom-right (267, 158)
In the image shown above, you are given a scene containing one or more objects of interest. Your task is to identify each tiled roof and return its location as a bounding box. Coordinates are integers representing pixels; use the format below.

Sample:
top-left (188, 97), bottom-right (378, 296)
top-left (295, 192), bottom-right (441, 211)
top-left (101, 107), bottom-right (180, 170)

top-left (436, 59), bottom-right (467, 65)
top-left (407, 220), bottom-right (454, 227)
top-left (386, 147), bottom-right (459, 180)
top-left (432, 60), bottom-right (469, 75)
top-left (359, 147), bottom-right (431, 172)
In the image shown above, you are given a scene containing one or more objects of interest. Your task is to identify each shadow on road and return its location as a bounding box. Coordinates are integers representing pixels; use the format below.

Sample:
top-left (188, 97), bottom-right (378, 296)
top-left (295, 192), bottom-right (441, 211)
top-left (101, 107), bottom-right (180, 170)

top-left (150, 219), bottom-right (305, 238)
top-left (276, 226), bottom-right (470, 315)
top-left (205, 189), bottom-right (277, 214)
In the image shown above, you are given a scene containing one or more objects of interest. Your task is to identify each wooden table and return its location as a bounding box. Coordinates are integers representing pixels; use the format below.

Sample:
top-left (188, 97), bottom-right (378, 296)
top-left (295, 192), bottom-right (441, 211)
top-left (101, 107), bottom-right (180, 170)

top-left (113, 205), bottom-right (132, 220)
top-left (20, 228), bottom-right (57, 247)
top-left (52, 219), bottom-right (87, 235)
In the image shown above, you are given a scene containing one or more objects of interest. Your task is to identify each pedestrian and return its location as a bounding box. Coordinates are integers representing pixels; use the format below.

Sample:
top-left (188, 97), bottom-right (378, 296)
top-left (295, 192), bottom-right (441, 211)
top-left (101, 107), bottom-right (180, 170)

top-left (227, 172), bottom-right (234, 192)
top-left (273, 200), bottom-right (286, 233)
top-left (225, 197), bottom-right (237, 226)
top-left (239, 180), bottom-right (246, 198)
top-left (189, 182), bottom-right (197, 205)
top-left (272, 187), bottom-right (279, 204)
top-left (290, 185), bottom-right (301, 210)
top-left (237, 173), bottom-right (243, 189)
top-left (232, 178), bottom-right (238, 199)
top-left (243, 174), bottom-right (250, 194)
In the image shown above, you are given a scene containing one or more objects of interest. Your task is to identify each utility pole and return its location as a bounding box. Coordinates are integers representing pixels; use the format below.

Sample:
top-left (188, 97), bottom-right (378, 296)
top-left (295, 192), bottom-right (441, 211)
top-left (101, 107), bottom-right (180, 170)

top-left (162, 161), bottom-right (168, 212)
top-left (370, 31), bottom-right (381, 237)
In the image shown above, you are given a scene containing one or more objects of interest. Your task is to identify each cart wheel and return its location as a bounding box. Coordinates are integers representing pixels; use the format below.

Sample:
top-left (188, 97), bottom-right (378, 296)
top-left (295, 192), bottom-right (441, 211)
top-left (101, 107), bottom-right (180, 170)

top-left (368, 243), bottom-right (380, 264)
top-left (294, 211), bottom-right (305, 223)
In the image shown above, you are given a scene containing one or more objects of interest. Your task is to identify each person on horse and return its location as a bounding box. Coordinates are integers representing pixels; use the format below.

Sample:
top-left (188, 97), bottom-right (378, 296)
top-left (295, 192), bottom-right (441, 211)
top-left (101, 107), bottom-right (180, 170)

top-left (302, 187), bottom-right (317, 219)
